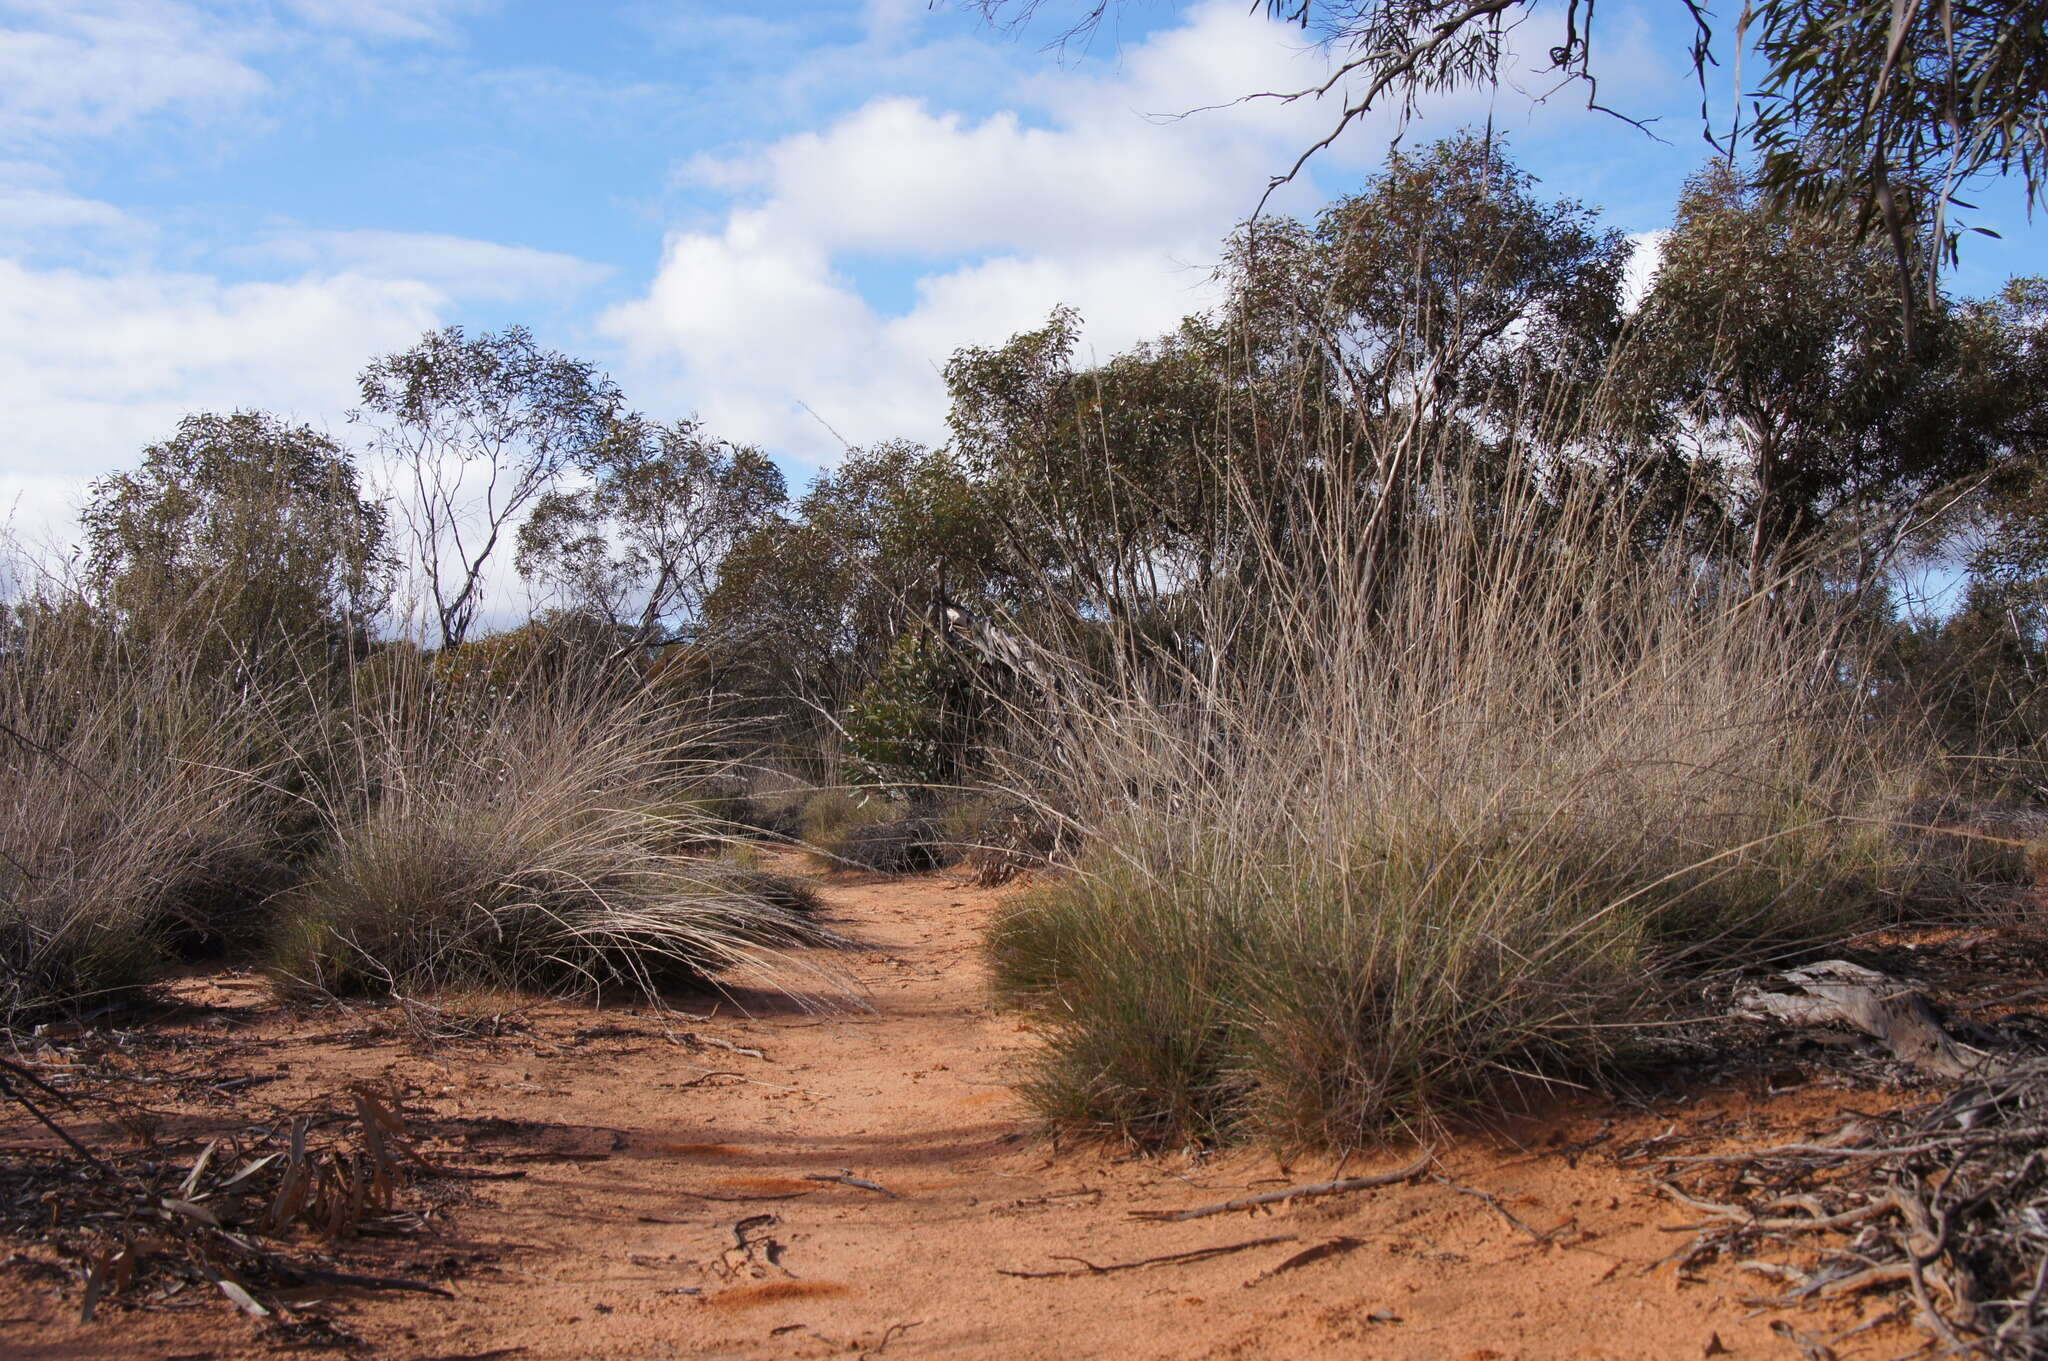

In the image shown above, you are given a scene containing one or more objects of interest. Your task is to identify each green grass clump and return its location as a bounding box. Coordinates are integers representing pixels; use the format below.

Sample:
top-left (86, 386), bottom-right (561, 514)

top-left (989, 795), bottom-right (1953, 1147)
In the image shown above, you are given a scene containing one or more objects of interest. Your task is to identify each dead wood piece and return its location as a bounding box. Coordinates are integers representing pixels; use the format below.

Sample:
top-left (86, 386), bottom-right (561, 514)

top-left (1735, 960), bottom-right (1988, 1079)
top-left (1129, 1151), bottom-right (1432, 1222)
top-left (1244, 1235), bottom-right (1366, 1285)
top-left (805, 1171), bottom-right (896, 1198)
top-left (289, 1266), bottom-right (456, 1299)
top-left (678, 1188), bottom-right (817, 1203)
top-left (680, 1033), bottom-right (767, 1061)
top-left (1431, 1175), bottom-right (1559, 1243)
top-left (1655, 1181), bottom-right (1901, 1233)
top-left (998, 1233), bottom-right (1299, 1278)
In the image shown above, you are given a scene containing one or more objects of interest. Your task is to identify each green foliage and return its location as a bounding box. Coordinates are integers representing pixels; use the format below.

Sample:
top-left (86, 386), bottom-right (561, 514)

top-left (429, 609), bottom-right (636, 698)
top-left (703, 441), bottom-right (1006, 719)
top-left (516, 416), bottom-right (786, 645)
top-left (1626, 164), bottom-right (2030, 586)
top-left (975, 1), bottom-right (2048, 312)
top-left (841, 629), bottom-right (988, 792)
top-left (1278, 130), bottom-right (1626, 427)
top-left (82, 411), bottom-right (389, 681)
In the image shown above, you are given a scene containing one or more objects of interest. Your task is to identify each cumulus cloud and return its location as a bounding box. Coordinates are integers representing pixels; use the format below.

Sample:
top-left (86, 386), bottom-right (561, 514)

top-left (0, 163), bottom-right (149, 259)
top-left (0, 259), bottom-right (445, 532)
top-left (604, 0), bottom-right (1443, 469)
top-left (0, 225), bottom-right (611, 548)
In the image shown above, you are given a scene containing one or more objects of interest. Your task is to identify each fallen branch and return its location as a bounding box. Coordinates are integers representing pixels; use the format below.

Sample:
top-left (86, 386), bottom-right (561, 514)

top-left (1129, 1151), bottom-right (1432, 1222)
top-left (1655, 1181), bottom-right (1900, 1233)
top-left (806, 1170), bottom-right (896, 1198)
top-left (290, 1266), bottom-right (456, 1299)
top-left (0, 1056), bottom-right (118, 1180)
top-left (1735, 961), bottom-right (1989, 1079)
top-left (680, 1187), bottom-right (817, 1203)
top-left (1243, 1235), bottom-right (1366, 1285)
top-left (1431, 1175), bottom-right (1558, 1243)
top-left (683, 1033), bottom-right (767, 1061)
top-left (998, 1233), bottom-right (1298, 1278)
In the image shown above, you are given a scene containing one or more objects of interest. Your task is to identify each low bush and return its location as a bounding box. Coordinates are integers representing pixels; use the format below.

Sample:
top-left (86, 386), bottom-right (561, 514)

top-left (271, 665), bottom-right (843, 1001)
top-left (939, 797), bottom-right (1068, 886)
top-left (986, 453), bottom-right (1990, 1148)
top-left (0, 602), bottom-right (295, 1019)
top-left (823, 816), bottom-right (949, 873)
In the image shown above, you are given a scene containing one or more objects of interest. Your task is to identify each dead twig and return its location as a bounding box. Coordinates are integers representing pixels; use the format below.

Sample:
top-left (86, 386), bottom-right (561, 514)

top-left (805, 1170), bottom-right (897, 1198)
top-left (1430, 1174), bottom-right (1558, 1244)
top-left (1129, 1151), bottom-right (1431, 1221)
top-left (998, 1233), bottom-right (1298, 1278)
top-left (679, 1187), bottom-right (817, 1203)
top-left (1243, 1235), bottom-right (1366, 1285)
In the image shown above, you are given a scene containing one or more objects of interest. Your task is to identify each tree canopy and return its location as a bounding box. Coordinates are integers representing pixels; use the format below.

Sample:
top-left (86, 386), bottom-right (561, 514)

top-left (971, 0), bottom-right (2048, 328)
top-left (81, 411), bottom-right (389, 680)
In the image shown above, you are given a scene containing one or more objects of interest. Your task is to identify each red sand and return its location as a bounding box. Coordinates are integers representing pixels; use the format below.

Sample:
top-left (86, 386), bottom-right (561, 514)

top-left (2, 864), bottom-right (1922, 1359)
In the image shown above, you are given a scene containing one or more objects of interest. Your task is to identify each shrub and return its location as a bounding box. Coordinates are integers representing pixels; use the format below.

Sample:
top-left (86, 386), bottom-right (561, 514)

top-left (825, 817), bottom-right (948, 873)
top-left (939, 796), bottom-right (1068, 886)
top-left (271, 664), bottom-right (843, 1001)
top-left (842, 629), bottom-right (989, 792)
top-left (0, 599), bottom-right (295, 1019)
top-left (986, 450), bottom-right (1986, 1148)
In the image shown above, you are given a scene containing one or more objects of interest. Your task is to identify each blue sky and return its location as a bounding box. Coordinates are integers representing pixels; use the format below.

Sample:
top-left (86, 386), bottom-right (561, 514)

top-left (3, 0), bottom-right (2044, 552)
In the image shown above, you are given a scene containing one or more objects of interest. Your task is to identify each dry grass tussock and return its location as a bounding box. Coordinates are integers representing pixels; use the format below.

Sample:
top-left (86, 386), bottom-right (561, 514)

top-left (0, 601), bottom-right (293, 1019)
top-left (987, 452), bottom-right (1998, 1148)
top-left (270, 657), bottom-right (847, 1002)
top-left (1, 585), bottom-right (846, 1020)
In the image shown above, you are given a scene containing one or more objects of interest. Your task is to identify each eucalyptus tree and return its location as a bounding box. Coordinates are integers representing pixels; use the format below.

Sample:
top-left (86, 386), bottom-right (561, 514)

top-left (701, 441), bottom-right (1006, 717)
top-left (971, 0), bottom-right (2048, 331)
top-left (82, 411), bottom-right (389, 680)
top-left (514, 416), bottom-right (786, 650)
top-left (356, 326), bottom-right (627, 647)
top-left (1219, 130), bottom-right (1627, 436)
top-left (1627, 163), bottom-right (2035, 591)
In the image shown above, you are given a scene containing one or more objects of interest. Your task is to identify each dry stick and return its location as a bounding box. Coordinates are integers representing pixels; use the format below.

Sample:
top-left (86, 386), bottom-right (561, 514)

top-left (1244, 1235), bottom-right (1367, 1285)
top-left (0, 1056), bottom-right (117, 1180)
top-left (1129, 1150), bottom-right (1432, 1222)
top-left (1430, 1174), bottom-right (1557, 1243)
top-left (291, 1266), bottom-right (456, 1299)
top-left (806, 1171), bottom-right (896, 1197)
top-left (678, 1188), bottom-right (818, 1203)
top-left (1649, 1140), bottom-right (1962, 1165)
top-left (1654, 1181), bottom-right (1902, 1234)
top-left (690, 1034), bottom-right (768, 1061)
top-left (998, 1234), bottom-right (1299, 1278)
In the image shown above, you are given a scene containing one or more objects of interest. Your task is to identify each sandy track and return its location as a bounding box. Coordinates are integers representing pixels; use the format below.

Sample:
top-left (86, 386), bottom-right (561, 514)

top-left (5, 865), bottom-right (1907, 1360)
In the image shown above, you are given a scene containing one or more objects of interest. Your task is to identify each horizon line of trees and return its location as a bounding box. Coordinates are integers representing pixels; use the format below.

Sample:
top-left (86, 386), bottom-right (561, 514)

top-left (14, 134), bottom-right (2048, 774)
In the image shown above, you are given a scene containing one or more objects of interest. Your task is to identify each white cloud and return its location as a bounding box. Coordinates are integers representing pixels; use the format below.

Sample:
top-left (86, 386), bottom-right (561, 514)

top-left (606, 0), bottom-right (1432, 468)
top-left (0, 0), bottom-right (499, 147)
top-left (0, 163), bottom-right (149, 258)
top-left (0, 1), bottom-right (269, 143)
top-left (1622, 229), bottom-right (1667, 312)
top-left (281, 0), bottom-right (489, 42)
top-left (0, 258), bottom-right (447, 547)
top-left (248, 228), bottom-right (611, 303)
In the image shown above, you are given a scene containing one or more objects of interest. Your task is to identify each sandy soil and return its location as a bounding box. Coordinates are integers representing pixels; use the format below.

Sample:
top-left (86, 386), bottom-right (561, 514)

top-left (3, 864), bottom-right (1936, 1360)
